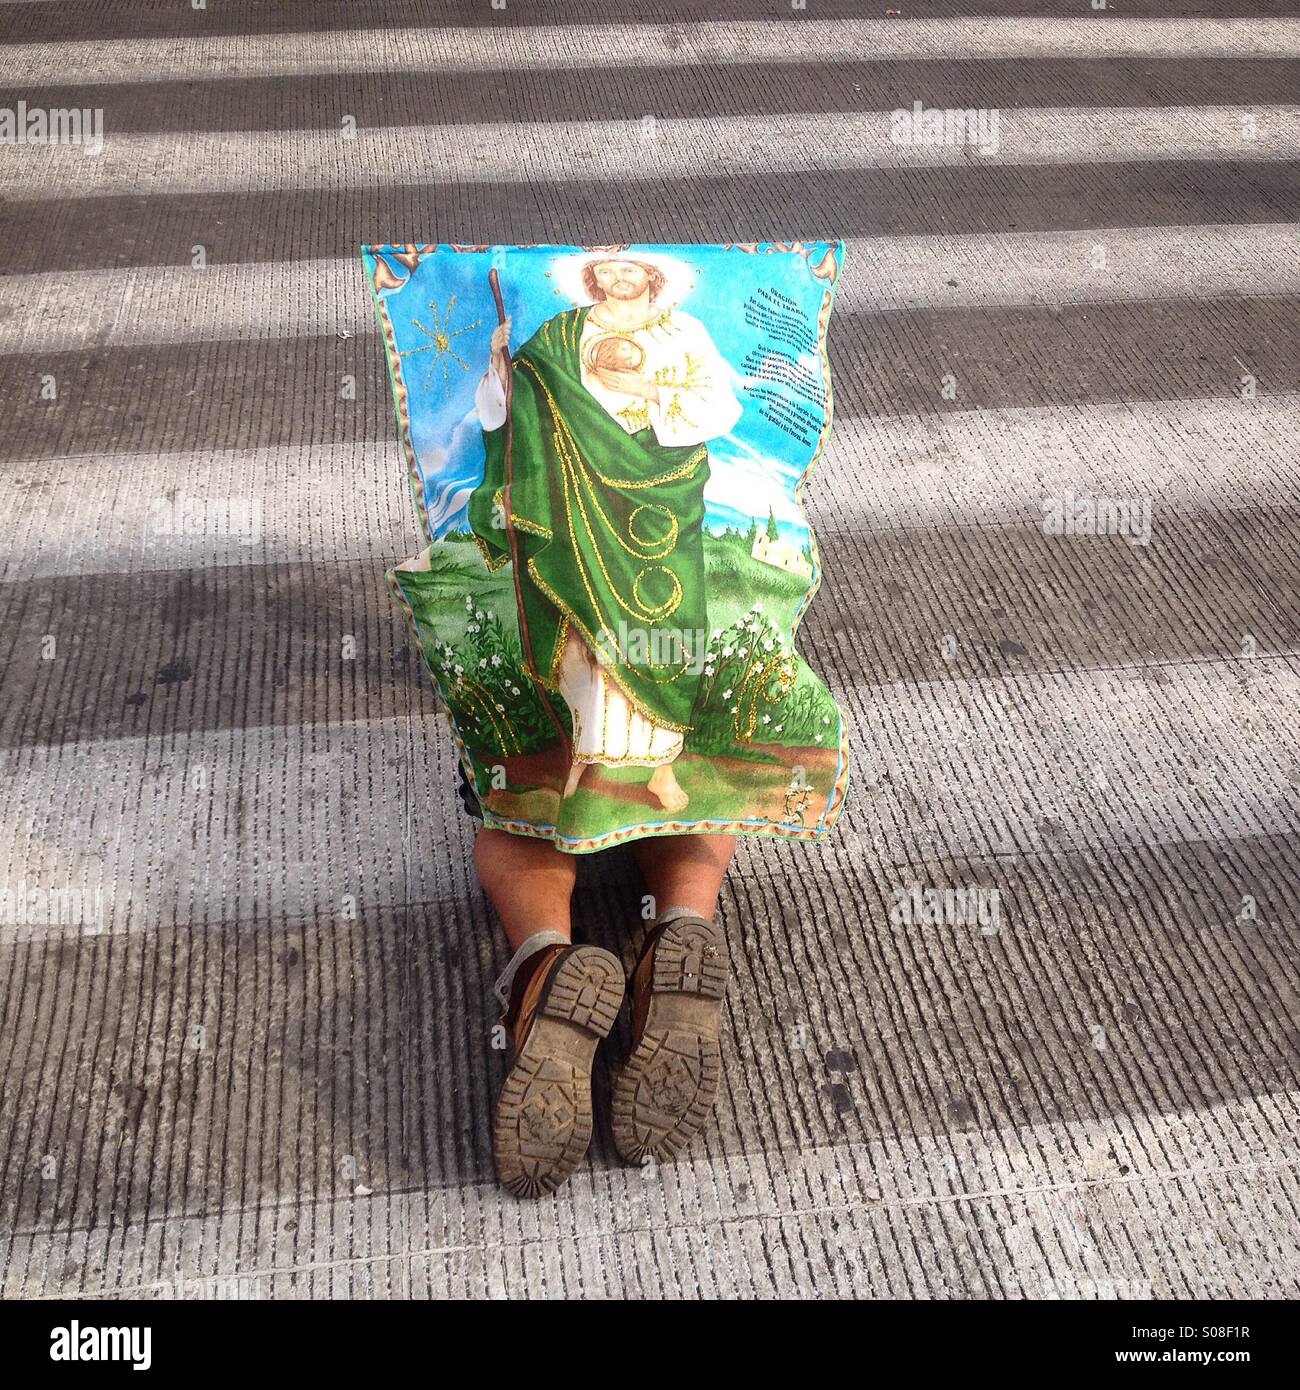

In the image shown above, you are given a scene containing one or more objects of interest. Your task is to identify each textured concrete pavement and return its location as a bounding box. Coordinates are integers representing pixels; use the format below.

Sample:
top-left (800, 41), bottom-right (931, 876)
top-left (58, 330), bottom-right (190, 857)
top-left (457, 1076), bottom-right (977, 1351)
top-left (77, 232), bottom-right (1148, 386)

top-left (1, 0), bottom-right (1299, 1299)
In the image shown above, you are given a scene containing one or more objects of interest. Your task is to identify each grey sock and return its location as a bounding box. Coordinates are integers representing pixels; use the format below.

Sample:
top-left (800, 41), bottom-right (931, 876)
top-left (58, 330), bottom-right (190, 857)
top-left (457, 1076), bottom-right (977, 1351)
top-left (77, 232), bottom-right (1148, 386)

top-left (492, 929), bottom-right (571, 1012)
top-left (654, 904), bottom-right (713, 928)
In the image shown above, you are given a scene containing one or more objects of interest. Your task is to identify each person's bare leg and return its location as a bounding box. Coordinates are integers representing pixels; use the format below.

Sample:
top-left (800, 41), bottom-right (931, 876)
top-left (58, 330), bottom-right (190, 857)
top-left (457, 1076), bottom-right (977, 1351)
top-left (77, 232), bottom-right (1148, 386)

top-left (632, 833), bottom-right (736, 919)
top-left (474, 826), bottom-right (575, 949)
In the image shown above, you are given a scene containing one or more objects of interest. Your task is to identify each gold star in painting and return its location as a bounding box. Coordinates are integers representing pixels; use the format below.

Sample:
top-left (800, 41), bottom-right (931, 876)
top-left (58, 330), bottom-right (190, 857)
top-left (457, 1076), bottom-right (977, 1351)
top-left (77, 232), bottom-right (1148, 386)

top-left (398, 293), bottom-right (482, 397)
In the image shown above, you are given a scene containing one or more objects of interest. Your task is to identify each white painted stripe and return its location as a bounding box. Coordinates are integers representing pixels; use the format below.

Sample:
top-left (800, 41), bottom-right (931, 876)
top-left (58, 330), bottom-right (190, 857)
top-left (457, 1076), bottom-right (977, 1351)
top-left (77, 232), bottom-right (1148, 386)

top-left (849, 221), bottom-right (1300, 312)
top-left (6, 1091), bottom-right (1298, 1297)
top-left (6, 19), bottom-right (1300, 86)
top-left (815, 392), bottom-right (1300, 533)
top-left (3, 395), bottom-right (1297, 581)
top-left (4, 222), bottom-right (1297, 355)
top-left (1, 106), bottom-right (1294, 201)
top-left (2, 656), bottom-right (1297, 938)
top-left (0, 715), bottom-right (469, 942)
top-left (0, 442), bottom-right (412, 580)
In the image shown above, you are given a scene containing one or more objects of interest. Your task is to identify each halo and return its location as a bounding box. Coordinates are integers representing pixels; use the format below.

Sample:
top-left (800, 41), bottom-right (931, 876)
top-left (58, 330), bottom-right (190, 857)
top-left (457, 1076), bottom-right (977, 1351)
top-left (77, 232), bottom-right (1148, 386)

top-left (549, 249), bottom-right (696, 310)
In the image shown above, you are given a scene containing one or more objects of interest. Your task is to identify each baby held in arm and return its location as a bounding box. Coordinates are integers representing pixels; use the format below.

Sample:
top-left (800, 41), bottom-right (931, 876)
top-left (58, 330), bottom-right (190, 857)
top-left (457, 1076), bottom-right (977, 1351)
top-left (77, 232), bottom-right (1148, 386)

top-left (581, 333), bottom-right (661, 434)
top-left (584, 333), bottom-right (647, 375)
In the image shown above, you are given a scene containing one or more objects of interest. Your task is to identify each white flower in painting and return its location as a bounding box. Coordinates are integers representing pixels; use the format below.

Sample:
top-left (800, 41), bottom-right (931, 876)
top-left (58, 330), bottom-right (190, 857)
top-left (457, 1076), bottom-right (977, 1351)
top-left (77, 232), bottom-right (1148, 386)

top-left (730, 705), bottom-right (739, 714)
top-left (454, 664), bottom-right (463, 675)
top-left (491, 655), bottom-right (502, 668)
top-left (475, 610), bottom-right (484, 621)
top-left (703, 665), bottom-right (715, 677)
top-left (511, 686), bottom-right (521, 696)
top-left (479, 659), bottom-right (487, 668)
top-left (722, 689), bottom-right (732, 700)
top-left (822, 715), bottom-right (831, 724)
top-left (775, 724), bottom-right (783, 733)
top-left (762, 715), bottom-right (771, 725)
top-left (711, 628), bottom-right (722, 639)
top-left (722, 646), bottom-right (734, 658)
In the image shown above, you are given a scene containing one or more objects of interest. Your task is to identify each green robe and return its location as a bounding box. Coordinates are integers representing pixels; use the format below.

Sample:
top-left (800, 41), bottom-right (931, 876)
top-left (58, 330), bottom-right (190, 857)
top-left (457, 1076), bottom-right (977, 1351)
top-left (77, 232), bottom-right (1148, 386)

top-left (467, 306), bottom-right (710, 733)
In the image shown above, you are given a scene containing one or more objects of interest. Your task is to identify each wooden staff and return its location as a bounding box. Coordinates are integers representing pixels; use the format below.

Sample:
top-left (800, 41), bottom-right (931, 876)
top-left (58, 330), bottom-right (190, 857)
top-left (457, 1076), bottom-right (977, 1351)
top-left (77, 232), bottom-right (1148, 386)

top-left (487, 268), bottom-right (571, 758)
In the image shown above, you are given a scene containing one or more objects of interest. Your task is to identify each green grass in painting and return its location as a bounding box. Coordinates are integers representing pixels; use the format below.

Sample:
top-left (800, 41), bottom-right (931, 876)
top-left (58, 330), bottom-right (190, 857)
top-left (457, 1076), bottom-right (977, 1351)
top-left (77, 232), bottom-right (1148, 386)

top-left (391, 528), bottom-right (838, 765)
top-left (540, 753), bottom-right (819, 836)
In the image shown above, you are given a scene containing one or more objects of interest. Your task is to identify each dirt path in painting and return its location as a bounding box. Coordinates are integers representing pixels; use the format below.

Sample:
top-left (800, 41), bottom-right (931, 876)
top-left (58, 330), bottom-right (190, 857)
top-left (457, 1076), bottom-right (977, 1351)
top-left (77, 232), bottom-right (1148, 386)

top-left (482, 743), bottom-right (840, 826)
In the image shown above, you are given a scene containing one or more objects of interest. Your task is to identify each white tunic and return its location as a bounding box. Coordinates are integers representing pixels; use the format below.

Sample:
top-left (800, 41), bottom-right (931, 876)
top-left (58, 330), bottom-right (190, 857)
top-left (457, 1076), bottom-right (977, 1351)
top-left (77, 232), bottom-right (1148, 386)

top-left (557, 629), bottom-right (684, 766)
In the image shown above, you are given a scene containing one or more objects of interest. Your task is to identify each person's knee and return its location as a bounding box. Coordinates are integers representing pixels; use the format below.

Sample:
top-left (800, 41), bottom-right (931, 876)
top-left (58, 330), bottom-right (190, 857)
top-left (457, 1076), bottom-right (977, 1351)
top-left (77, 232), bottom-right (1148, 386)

top-left (705, 834), bottom-right (738, 865)
top-left (474, 827), bottom-right (575, 891)
top-left (651, 833), bottom-right (736, 869)
top-left (472, 827), bottom-right (511, 896)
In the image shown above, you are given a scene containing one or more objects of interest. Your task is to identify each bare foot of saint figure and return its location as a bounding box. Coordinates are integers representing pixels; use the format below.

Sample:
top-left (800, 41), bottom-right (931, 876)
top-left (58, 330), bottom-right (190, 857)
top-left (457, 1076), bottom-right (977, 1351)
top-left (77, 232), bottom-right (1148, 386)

top-left (562, 761), bottom-right (589, 799)
top-left (646, 762), bottom-right (689, 813)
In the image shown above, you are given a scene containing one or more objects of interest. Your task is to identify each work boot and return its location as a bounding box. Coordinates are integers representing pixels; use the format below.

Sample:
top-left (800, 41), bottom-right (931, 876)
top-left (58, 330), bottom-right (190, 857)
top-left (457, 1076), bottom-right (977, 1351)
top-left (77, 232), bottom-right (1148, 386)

top-left (492, 934), bottom-right (623, 1198)
top-left (612, 908), bottom-right (731, 1165)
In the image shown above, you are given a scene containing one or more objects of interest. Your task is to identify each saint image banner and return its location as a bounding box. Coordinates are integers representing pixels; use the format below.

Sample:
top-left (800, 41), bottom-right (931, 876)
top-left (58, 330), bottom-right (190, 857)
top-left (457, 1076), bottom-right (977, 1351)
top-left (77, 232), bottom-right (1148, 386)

top-left (363, 242), bottom-right (850, 854)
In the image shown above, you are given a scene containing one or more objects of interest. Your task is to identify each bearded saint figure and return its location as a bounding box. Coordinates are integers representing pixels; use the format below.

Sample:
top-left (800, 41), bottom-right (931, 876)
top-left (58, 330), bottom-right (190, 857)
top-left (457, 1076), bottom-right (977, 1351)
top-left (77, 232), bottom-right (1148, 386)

top-left (467, 255), bottom-right (741, 813)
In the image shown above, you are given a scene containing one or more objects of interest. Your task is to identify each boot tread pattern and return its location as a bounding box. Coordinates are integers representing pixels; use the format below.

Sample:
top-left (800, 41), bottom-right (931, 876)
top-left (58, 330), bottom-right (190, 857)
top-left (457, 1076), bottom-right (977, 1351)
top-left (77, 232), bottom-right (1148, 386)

top-left (613, 918), bottom-right (730, 1165)
top-left (494, 946), bottom-right (623, 1198)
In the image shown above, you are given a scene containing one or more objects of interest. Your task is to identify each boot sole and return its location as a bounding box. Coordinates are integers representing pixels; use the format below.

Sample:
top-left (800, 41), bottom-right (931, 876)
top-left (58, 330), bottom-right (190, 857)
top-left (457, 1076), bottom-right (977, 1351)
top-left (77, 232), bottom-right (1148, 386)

top-left (493, 945), bottom-right (623, 1199)
top-left (612, 917), bottom-right (730, 1165)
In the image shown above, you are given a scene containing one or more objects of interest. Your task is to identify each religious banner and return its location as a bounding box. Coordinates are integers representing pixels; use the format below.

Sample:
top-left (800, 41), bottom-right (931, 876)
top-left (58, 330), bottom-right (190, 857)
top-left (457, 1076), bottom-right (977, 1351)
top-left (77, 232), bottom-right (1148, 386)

top-left (364, 242), bottom-right (850, 853)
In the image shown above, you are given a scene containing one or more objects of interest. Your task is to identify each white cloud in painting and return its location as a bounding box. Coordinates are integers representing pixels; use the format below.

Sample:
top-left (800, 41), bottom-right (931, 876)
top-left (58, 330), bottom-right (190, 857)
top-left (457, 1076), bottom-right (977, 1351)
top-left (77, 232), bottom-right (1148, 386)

top-left (703, 434), bottom-right (807, 530)
top-left (411, 406), bottom-right (482, 534)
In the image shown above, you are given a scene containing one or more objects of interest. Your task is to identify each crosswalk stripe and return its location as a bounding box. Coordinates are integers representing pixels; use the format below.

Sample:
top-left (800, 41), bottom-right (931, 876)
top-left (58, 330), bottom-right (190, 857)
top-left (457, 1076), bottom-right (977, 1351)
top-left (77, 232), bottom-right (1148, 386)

top-left (13, 56), bottom-right (1300, 139)
top-left (3, 654), bottom-right (1296, 938)
top-left (5, 1089), bottom-right (1299, 1294)
top-left (7, 19), bottom-right (1300, 86)
top-left (3, 296), bottom-right (1288, 461)
top-left (2, 106), bottom-right (1296, 200)
top-left (7, 160), bottom-right (1296, 273)
top-left (0, 443), bottom-right (410, 580)
top-left (3, 222), bottom-right (1296, 355)
top-left (2, 393), bottom-right (1296, 580)
top-left (819, 394), bottom-right (1300, 532)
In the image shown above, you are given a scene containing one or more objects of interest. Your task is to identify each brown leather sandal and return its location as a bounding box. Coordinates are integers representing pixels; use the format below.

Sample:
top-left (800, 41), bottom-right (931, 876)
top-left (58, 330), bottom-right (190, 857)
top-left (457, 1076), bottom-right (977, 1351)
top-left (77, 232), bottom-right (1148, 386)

top-left (492, 943), bottom-right (624, 1198)
top-left (612, 912), bottom-right (731, 1165)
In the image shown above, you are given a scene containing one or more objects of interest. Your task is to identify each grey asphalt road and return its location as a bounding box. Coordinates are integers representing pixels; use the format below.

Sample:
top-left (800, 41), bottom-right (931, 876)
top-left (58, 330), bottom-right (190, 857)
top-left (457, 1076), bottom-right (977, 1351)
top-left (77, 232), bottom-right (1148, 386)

top-left (1, 0), bottom-right (1299, 1299)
